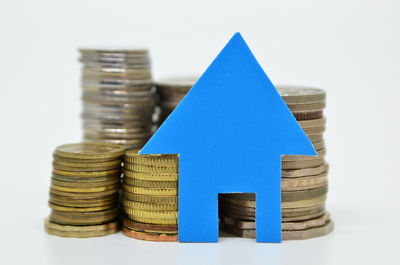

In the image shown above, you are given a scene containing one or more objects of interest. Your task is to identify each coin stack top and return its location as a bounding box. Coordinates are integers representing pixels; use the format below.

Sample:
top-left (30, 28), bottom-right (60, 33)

top-left (79, 48), bottom-right (157, 150)
top-left (122, 151), bottom-right (179, 242)
top-left (219, 85), bottom-right (333, 240)
top-left (45, 142), bottom-right (124, 238)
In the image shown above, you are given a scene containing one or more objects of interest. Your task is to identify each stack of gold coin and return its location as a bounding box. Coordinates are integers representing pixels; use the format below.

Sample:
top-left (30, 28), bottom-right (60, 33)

top-left (121, 150), bottom-right (179, 241)
top-left (219, 86), bottom-right (333, 240)
top-left (155, 75), bottom-right (197, 124)
top-left (79, 48), bottom-right (157, 149)
top-left (45, 142), bottom-right (124, 238)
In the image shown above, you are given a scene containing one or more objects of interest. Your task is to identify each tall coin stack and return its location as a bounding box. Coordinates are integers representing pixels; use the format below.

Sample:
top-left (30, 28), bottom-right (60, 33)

top-left (45, 143), bottom-right (124, 238)
top-left (155, 76), bottom-right (197, 124)
top-left (122, 150), bottom-right (179, 241)
top-left (79, 48), bottom-right (156, 149)
top-left (220, 86), bottom-right (333, 240)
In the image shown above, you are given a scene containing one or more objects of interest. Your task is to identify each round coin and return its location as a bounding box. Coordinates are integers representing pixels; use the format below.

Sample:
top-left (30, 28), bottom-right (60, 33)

top-left (53, 168), bottom-right (120, 178)
top-left (124, 163), bottom-right (178, 173)
top-left (123, 191), bottom-right (178, 204)
top-left (124, 170), bottom-right (178, 181)
top-left (281, 163), bottom-right (329, 178)
top-left (123, 200), bottom-right (177, 211)
top-left (125, 152), bottom-right (179, 167)
top-left (123, 218), bottom-right (177, 232)
top-left (123, 178), bottom-right (177, 188)
top-left (276, 86), bottom-right (326, 104)
top-left (123, 185), bottom-right (177, 196)
top-left (45, 218), bottom-right (119, 238)
top-left (55, 142), bottom-right (125, 160)
top-left (122, 227), bottom-right (178, 242)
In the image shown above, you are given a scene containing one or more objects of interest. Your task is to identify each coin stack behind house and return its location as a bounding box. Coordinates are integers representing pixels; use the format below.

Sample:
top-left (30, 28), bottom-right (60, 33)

top-left (122, 150), bottom-right (179, 241)
top-left (79, 48), bottom-right (156, 150)
top-left (220, 86), bottom-right (333, 240)
top-left (45, 143), bottom-right (124, 238)
top-left (155, 75), bottom-right (197, 124)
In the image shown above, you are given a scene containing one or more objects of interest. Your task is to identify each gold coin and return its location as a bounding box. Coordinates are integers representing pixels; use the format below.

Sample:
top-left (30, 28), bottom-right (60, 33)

top-left (282, 149), bottom-right (326, 161)
top-left (52, 159), bottom-right (121, 168)
top-left (49, 192), bottom-right (117, 203)
top-left (282, 195), bottom-right (327, 208)
top-left (288, 101), bottom-right (326, 112)
top-left (49, 197), bottom-right (117, 208)
top-left (282, 212), bottom-right (330, 231)
top-left (48, 202), bottom-right (116, 212)
top-left (55, 142), bottom-right (125, 160)
top-left (123, 217), bottom-right (178, 232)
top-left (127, 216), bottom-right (177, 225)
top-left (50, 210), bottom-right (118, 225)
top-left (282, 220), bottom-right (334, 240)
top-left (123, 178), bottom-right (177, 188)
top-left (293, 111), bottom-right (323, 121)
top-left (51, 177), bottom-right (119, 187)
top-left (53, 162), bottom-right (120, 172)
top-left (122, 227), bottom-right (178, 241)
top-left (282, 204), bottom-right (325, 215)
top-left (281, 163), bottom-right (329, 178)
top-left (124, 163), bottom-right (178, 173)
top-left (50, 188), bottom-right (118, 198)
top-left (53, 154), bottom-right (118, 163)
top-left (282, 211), bottom-right (325, 222)
top-left (307, 133), bottom-right (324, 143)
top-left (298, 117), bottom-right (326, 128)
top-left (124, 170), bottom-right (178, 181)
top-left (124, 209), bottom-right (177, 219)
top-left (123, 185), bottom-right (177, 196)
top-left (221, 194), bottom-right (326, 208)
top-left (52, 173), bottom-right (120, 183)
top-left (51, 184), bottom-right (119, 193)
top-left (283, 186), bottom-right (328, 202)
top-left (45, 218), bottom-right (119, 238)
top-left (281, 172), bottom-right (327, 191)
top-left (122, 200), bottom-right (177, 210)
top-left (303, 125), bottom-right (325, 135)
top-left (123, 191), bottom-right (178, 204)
top-left (125, 152), bottom-right (178, 167)
top-left (281, 157), bottom-right (325, 169)
top-left (53, 168), bottom-right (120, 177)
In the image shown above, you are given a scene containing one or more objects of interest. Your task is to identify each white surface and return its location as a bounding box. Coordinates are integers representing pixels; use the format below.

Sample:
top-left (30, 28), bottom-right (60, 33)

top-left (0, 0), bottom-right (399, 264)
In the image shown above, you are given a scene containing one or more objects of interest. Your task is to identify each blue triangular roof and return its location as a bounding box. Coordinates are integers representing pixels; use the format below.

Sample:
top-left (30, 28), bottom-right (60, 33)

top-left (141, 33), bottom-right (315, 157)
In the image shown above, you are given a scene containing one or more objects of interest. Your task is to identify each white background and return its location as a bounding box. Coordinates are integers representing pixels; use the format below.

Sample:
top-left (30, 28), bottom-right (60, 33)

top-left (0, 0), bottom-right (399, 264)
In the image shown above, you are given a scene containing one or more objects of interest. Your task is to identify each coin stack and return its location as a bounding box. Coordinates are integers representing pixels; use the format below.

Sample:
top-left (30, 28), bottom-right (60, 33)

top-left (155, 75), bottom-right (197, 124)
top-left (121, 150), bottom-right (179, 241)
top-left (45, 143), bottom-right (124, 238)
top-left (219, 86), bottom-right (333, 240)
top-left (79, 48), bottom-right (156, 149)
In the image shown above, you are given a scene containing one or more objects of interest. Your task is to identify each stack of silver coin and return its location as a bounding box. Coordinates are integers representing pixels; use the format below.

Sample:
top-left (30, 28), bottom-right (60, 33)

top-left (79, 48), bottom-right (156, 150)
top-left (219, 86), bottom-right (333, 240)
top-left (154, 76), bottom-right (197, 124)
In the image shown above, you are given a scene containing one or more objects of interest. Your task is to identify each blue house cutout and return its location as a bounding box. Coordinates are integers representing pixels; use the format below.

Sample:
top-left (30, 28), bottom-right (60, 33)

top-left (140, 33), bottom-right (316, 243)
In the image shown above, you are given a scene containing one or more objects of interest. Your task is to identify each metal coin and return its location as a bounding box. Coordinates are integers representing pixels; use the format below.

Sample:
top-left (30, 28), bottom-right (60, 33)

top-left (122, 227), bottom-right (178, 241)
top-left (276, 86), bottom-right (326, 104)
top-left (55, 142), bottom-right (125, 160)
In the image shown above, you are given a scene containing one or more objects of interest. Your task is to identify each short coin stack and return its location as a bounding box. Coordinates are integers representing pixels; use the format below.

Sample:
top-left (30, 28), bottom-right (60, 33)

top-left (45, 142), bottom-right (124, 238)
top-left (155, 75), bottom-right (197, 124)
top-left (122, 150), bottom-right (179, 241)
top-left (220, 86), bottom-right (333, 240)
top-left (79, 48), bottom-right (156, 149)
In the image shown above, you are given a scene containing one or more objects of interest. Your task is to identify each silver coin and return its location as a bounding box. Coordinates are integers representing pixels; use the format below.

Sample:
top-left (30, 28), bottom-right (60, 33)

top-left (155, 75), bottom-right (198, 88)
top-left (79, 47), bottom-right (149, 55)
top-left (277, 86), bottom-right (326, 104)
